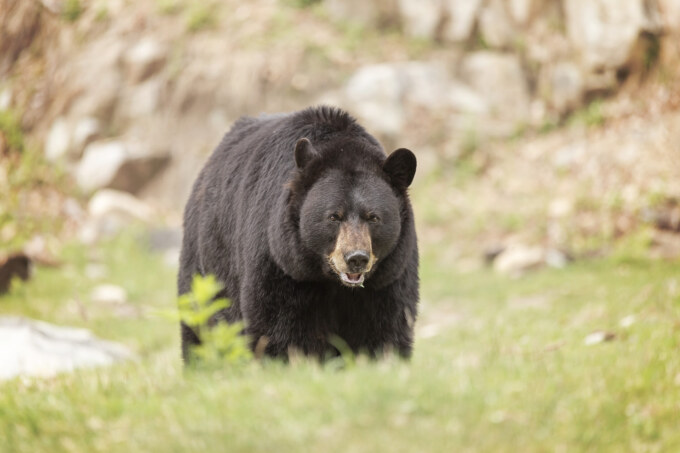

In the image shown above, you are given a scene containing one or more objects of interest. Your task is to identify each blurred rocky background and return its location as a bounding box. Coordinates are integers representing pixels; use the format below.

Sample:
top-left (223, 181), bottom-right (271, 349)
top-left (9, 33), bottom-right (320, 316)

top-left (2, 0), bottom-right (680, 282)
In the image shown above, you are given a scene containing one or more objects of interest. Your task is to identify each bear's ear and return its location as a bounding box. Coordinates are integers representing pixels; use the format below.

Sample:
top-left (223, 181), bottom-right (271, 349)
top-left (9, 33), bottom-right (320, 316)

top-left (383, 148), bottom-right (417, 189)
top-left (294, 138), bottom-right (319, 169)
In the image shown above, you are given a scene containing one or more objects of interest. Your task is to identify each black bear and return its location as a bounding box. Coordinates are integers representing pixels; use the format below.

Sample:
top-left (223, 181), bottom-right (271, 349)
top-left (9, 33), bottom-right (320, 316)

top-left (178, 106), bottom-right (418, 362)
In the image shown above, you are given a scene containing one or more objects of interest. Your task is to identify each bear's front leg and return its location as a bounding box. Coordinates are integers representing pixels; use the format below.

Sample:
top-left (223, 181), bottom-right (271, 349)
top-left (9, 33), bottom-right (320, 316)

top-left (347, 290), bottom-right (416, 359)
top-left (240, 264), bottom-right (337, 360)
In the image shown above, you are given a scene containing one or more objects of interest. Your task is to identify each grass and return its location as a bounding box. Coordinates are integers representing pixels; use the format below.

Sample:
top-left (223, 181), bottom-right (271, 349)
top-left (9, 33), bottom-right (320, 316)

top-left (1, 230), bottom-right (680, 452)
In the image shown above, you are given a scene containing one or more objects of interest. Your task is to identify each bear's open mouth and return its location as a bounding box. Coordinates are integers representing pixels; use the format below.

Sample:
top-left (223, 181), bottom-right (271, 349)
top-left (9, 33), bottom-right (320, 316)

top-left (340, 272), bottom-right (364, 287)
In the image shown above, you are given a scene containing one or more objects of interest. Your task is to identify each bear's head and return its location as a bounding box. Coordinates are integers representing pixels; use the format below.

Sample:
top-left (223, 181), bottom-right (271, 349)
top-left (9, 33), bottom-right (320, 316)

top-left (291, 138), bottom-right (416, 288)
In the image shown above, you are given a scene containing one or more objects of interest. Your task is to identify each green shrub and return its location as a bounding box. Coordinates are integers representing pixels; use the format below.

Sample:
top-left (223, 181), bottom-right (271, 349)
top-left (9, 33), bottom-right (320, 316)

top-left (172, 274), bottom-right (252, 365)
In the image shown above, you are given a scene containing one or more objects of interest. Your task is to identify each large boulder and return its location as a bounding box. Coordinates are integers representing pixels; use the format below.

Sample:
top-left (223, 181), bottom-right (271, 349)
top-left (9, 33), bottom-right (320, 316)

top-left (0, 317), bottom-right (134, 380)
top-left (76, 141), bottom-right (170, 194)
top-left (540, 61), bottom-right (584, 114)
top-left (119, 78), bottom-right (163, 119)
top-left (80, 189), bottom-right (154, 243)
top-left (397, 0), bottom-right (442, 39)
top-left (72, 116), bottom-right (101, 153)
top-left (88, 189), bottom-right (153, 223)
top-left (343, 61), bottom-right (451, 135)
top-left (564, 0), bottom-right (661, 71)
top-left (44, 117), bottom-right (71, 162)
top-left (658, 0), bottom-right (680, 32)
top-left (122, 38), bottom-right (168, 83)
top-left (448, 81), bottom-right (489, 114)
top-left (441, 0), bottom-right (482, 42)
top-left (478, 0), bottom-right (517, 49)
top-left (460, 52), bottom-right (531, 124)
top-left (45, 116), bottom-right (102, 161)
top-left (507, 0), bottom-right (541, 25)
top-left (67, 34), bottom-right (126, 121)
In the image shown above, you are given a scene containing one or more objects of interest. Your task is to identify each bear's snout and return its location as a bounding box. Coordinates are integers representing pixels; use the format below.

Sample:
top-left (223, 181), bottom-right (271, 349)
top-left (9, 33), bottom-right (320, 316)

top-left (328, 222), bottom-right (378, 287)
top-left (344, 250), bottom-right (370, 272)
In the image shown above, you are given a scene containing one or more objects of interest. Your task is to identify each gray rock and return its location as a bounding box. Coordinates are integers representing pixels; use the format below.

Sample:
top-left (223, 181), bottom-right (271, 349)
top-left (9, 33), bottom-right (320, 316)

top-left (508, 0), bottom-right (537, 25)
top-left (400, 61), bottom-right (452, 109)
top-left (76, 141), bottom-right (170, 193)
top-left (39, 0), bottom-right (60, 13)
top-left (344, 64), bottom-right (405, 135)
top-left (121, 78), bottom-right (162, 118)
top-left (548, 198), bottom-right (574, 218)
top-left (76, 141), bottom-right (128, 192)
top-left (545, 249), bottom-right (569, 269)
top-left (72, 117), bottom-right (101, 154)
top-left (460, 52), bottom-right (530, 123)
top-left (141, 227), bottom-right (183, 268)
top-left (0, 87), bottom-right (11, 111)
top-left (448, 81), bottom-right (488, 114)
top-left (69, 69), bottom-right (123, 121)
top-left (123, 38), bottom-right (168, 83)
top-left (90, 284), bottom-right (128, 305)
top-left (659, 0), bottom-right (680, 32)
top-left (553, 142), bottom-right (586, 169)
top-left (88, 188), bottom-right (153, 221)
top-left (493, 245), bottom-right (545, 276)
top-left (564, 0), bottom-right (660, 71)
top-left (344, 61), bottom-right (451, 135)
top-left (479, 0), bottom-right (517, 48)
top-left (144, 228), bottom-right (182, 252)
top-left (81, 190), bottom-right (153, 244)
top-left (45, 117), bottom-right (71, 162)
top-left (584, 331), bottom-right (616, 345)
top-left (542, 61), bottom-right (584, 113)
top-left (398, 0), bottom-right (442, 39)
top-left (441, 0), bottom-right (482, 42)
top-left (0, 317), bottom-right (134, 380)
top-left (163, 248), bottom-right (181, 269)
top-left (483, 245), bottom-right (506, 265)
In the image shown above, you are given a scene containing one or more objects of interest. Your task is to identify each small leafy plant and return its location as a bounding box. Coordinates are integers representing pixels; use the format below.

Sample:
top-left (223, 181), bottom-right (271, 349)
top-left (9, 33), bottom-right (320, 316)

top-left (173, 274), bottom-right (252, 365)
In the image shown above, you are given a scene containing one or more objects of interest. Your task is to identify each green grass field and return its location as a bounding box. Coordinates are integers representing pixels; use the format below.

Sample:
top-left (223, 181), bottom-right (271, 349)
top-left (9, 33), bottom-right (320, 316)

top-left (1, 233), bottom-right (679, 452)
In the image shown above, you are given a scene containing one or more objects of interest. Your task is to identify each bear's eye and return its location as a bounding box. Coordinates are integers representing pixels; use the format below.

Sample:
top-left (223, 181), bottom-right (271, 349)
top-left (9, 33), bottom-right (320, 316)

top-left (328, 213), bottom-right (342, 222)
top-left (367, 214), bottom-right (380, 223)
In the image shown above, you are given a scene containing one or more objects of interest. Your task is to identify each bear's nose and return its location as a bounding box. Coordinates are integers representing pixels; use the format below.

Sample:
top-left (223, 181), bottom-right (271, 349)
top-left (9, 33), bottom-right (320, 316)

top-left (344, 250), bottom-right (370, 271)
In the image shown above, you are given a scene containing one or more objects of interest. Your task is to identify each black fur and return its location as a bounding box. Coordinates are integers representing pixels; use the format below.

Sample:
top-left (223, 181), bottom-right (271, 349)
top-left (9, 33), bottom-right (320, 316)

top-left (178, 106), bottom-right (419, 362)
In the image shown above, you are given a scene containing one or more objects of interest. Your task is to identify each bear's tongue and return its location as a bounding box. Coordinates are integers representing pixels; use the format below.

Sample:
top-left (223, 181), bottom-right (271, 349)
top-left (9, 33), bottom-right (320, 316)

top-left (347, 273), bottom-right (361, 282)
